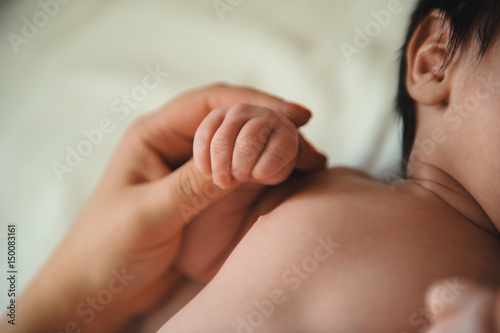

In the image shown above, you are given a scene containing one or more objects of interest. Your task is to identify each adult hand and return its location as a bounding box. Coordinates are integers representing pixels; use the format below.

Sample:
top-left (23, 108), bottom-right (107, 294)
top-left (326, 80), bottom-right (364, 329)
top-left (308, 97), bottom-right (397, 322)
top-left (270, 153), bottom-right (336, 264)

top-left (425, 280), bottom-right (500, 333)
top-left (6, 83), bottom-right (325, 333)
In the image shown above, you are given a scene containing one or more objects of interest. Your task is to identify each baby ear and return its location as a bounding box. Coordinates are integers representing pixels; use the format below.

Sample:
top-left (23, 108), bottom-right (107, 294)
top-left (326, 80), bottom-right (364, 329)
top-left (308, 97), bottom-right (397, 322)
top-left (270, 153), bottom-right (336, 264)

top-left (406, 11), bottom-right (453, 106)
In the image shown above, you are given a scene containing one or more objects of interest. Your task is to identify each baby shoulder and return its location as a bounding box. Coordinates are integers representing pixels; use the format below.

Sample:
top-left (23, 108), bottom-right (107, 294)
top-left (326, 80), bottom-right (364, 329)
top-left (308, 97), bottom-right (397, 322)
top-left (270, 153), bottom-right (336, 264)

top-left (289, 167), bottom-right (385, 198)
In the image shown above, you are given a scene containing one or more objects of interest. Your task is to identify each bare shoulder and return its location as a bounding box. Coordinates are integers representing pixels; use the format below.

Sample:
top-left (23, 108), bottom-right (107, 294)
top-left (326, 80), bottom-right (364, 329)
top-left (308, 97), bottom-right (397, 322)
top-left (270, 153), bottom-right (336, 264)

top-left (267, 166), bottom-right (399, 211)
top-left (163, 167), bottom-right (500, 333)
top-left (256, 166), bottom-right (500, 265)
top-left (247, 167), bottom-right (500, 331)
top-left (249, 166), bottom-right (379, 221)
top-left (290, 166), bottom-right (381, 193)
top-left (275, 166), bottom-right (448, 215)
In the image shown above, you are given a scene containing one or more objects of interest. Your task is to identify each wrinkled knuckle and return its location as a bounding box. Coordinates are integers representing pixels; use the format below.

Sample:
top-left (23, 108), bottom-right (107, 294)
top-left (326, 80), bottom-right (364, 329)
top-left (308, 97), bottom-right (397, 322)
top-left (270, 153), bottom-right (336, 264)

top-left (211, 138), bottom-right (233, 157)
top-left (194, 132), bottom-right (210, 150)
top-left (234, 137), bottom-right (261, 157)
top-left (272, 116), bottom-right (293, 131)
top-left (232, 168), bottom-right (251, 183)
top-left (231, 158), bottom-right (251, 179)
top-left (254, 126), bottom-right (271, 143)
top-left (251, 167), bottom-right (270, 182)
top-left (268, 142), bottom-right (297, 165)
top-left (228, 103), bottom-right (251, 116)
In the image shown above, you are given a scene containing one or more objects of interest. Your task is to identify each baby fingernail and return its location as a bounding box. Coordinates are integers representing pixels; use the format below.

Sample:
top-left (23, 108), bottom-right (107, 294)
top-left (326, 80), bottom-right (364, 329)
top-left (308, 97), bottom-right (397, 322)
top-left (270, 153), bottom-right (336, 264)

top-left (214, 172), bottom-right (231, 188)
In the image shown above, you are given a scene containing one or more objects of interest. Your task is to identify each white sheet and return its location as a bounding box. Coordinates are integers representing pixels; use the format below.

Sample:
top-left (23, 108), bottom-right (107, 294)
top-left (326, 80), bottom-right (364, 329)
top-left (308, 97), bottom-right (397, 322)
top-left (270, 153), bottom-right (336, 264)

top-left (0, 0), bottom-right (415, 319)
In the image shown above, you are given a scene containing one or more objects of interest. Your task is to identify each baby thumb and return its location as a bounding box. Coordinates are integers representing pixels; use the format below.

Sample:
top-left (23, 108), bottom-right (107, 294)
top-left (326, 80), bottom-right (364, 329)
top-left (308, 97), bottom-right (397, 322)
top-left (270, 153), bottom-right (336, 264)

top-left (295, 135), bottom-right (328, 171)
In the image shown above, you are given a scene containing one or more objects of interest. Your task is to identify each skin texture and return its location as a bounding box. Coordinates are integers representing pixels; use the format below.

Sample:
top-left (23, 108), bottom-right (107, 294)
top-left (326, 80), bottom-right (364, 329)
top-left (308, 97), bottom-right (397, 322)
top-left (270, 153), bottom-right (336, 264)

top-left (193, 104), bottom-right (303, 188)
top-left (0, 84), bottom-right (325, 333)
top-left (6, 10), bottom-right (500, 333)
top-left (158, 12), bottom-right (500, 333)
top-left (159, 168), bottom-right (500, 333)
top-left (405, 12), bottom-right (500, 333)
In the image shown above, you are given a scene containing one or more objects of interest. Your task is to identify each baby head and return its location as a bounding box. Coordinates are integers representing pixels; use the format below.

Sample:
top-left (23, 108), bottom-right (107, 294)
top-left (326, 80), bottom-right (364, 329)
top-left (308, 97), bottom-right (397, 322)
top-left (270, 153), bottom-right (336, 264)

top-left (398, 0), bottom-right (500, 171)
top-left (397, 0), bottom-right (500, 224)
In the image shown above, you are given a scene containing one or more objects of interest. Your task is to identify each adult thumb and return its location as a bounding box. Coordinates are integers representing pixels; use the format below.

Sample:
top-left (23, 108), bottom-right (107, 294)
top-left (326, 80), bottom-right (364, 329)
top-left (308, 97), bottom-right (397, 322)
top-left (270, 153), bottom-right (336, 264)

top-left (149, 158), bottom-right (237, 227)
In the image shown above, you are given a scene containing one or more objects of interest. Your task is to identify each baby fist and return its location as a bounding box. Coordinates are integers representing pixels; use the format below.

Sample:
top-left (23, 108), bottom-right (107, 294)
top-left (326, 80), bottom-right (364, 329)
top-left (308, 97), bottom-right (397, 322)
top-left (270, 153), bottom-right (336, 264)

top-left (193, 103), bottom-right (325, 188)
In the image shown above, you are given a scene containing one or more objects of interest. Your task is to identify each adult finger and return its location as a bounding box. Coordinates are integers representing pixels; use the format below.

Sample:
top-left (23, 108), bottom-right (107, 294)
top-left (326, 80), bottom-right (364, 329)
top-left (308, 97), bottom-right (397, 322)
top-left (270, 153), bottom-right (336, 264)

top-left (135, 83), bottom-right (312, 168)
top-left (425, 280), bottom-right (496, 333)
top-left (146, 158), bottom-right (238, 227)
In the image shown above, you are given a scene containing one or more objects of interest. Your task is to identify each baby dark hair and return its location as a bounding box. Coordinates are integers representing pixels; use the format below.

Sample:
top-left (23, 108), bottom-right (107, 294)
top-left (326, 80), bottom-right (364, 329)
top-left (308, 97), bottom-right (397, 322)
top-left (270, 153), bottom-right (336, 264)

top-left (396, 0), bottom-right (500, 174)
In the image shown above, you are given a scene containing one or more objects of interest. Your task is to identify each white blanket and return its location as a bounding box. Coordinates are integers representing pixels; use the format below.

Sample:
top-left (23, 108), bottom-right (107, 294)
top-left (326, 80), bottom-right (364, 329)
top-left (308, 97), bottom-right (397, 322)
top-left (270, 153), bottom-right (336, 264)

top-left (0, 0), bottom-right (415, 314)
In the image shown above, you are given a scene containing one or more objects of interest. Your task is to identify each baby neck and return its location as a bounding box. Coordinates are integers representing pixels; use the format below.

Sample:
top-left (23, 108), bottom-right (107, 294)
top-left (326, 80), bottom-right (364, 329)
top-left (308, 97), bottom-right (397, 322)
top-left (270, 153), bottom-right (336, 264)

top-left (406, 163), bottom-right (499, 237)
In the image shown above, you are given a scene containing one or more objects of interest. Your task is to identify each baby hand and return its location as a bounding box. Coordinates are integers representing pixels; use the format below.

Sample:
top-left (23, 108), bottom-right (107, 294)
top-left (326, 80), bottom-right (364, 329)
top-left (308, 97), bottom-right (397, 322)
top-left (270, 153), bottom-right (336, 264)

top-left (193, 103), bottom-right (326, 188)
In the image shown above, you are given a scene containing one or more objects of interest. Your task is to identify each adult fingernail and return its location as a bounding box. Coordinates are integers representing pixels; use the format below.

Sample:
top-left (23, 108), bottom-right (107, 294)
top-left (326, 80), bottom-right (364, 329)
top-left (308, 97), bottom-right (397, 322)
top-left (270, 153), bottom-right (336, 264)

top-left (290, 102), bottom-right (309, 111)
